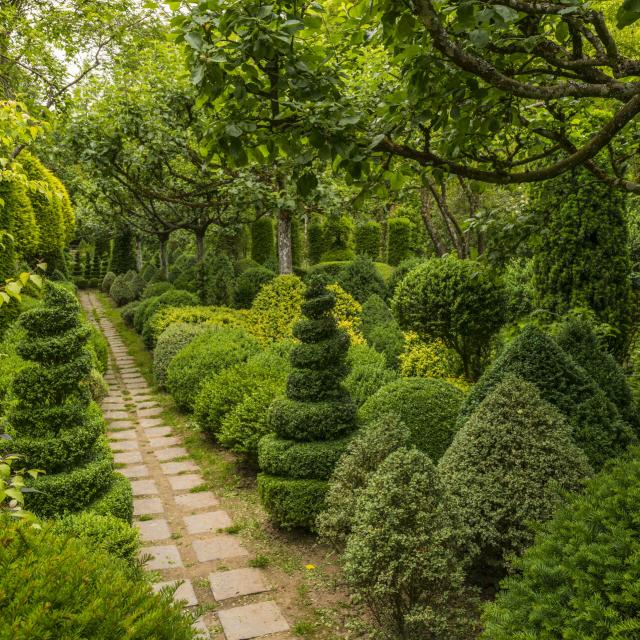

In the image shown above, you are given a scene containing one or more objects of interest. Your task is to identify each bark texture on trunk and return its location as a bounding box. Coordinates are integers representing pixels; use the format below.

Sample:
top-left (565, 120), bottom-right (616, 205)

top-left (419, 188), bottom-right (447, 257)
top-left (135, 237), bottom-right (143, 272)
top-left (158, 234), bottom-right (169, 280)
top-left (277, 210), bottom-right (293, 274)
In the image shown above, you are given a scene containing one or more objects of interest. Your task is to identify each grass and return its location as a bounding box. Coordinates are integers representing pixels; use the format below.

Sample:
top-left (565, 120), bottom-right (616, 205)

top-left (248, 554), bottom-right (270, 569)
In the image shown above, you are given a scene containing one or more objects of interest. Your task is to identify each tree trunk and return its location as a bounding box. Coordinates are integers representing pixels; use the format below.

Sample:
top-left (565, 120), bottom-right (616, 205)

top-left (195, 228), bottom-right (206, 264)
top-left (419, 188), bottom-right (447, 256)
top-left (135, 237), bottom-right (143, 272)
top-left (425, 177), bottom-right (468, 259)
top-left (277, 210), bottom-right (293, 275)
top-left (158, 233), bottom-right (169, 280)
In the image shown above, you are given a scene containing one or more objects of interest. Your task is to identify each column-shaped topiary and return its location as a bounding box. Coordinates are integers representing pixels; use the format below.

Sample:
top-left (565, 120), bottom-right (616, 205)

top-left (354, 221), bottom-right (381, 259)
top-left (386, 217), bottom-right (412, 265)
top-left (110, 227), bottom-right (136, 274)
top-left (250, 217), bottom-right (275, 265)
top-left (257, 277), bottom-right (357, 529)
top-left (4, 282), bottom-right (132, 519)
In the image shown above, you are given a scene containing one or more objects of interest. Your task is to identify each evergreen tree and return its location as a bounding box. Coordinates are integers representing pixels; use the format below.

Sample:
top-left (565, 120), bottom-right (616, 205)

top-left (250, 217), bottom-right (275, 265)
top-left (109, 227), bottom-right (136, 274)
top-left (257, 277), bottom-right (357, 529)
top-left (4, 282), bottom-right (131, 519)
top-left (531, 168), bottom-right (632, 357)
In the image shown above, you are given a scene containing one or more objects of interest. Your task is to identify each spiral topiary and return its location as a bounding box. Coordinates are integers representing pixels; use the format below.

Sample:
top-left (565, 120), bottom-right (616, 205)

top-left (257, 277), bottom-right (357, 530)
top-left (4, 281), bottom-right (131, 519)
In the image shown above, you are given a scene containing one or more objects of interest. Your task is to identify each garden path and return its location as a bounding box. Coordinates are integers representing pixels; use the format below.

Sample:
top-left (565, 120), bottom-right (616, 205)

top-left (79, 291), bottom-right (292, 640)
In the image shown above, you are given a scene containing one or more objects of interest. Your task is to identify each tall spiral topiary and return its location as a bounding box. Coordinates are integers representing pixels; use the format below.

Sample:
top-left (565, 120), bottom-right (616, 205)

top-left (4, 282), bottom-right (131, 519)
top-left (257, 277), bottom-right (357, 529)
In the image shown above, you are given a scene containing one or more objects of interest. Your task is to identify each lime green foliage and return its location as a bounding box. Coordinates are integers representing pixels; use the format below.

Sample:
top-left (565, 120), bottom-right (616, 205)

top-left (234, 266), bottom-right (275, 308)
top-left (399, 332), bottom-right (465, 386)
top-left (0, 229), bottom-right (16, 280)
top-left (88, 324), bottom-right (108, 373)
top-left (0, 175), bottom-right (39, 259)
top-left (101, 271), bottom-right (116, 293)
top-left (109, 273), bottom-right (135, 306)
top-left (49, 173), bottom-right (75, 244)
top-left (5, 282), bottom-right (128, 519)
top-left (361, 294), bottom-right (405, 367)
top-left (51, 511), bottom-right (140, 570)
top-left (344, 344), bottom-right (398, 407)
top-left (531, 168), bottom-right (632, 357)
top-left (154, 323), bottom-right (213, 388)
top-left (459, 325), bottom-right (635, 469)
top-left (204, 254), bottom-right (235, 306)
top-left (555, 316), bottom-right (639, 433)
top-left (109, 227), bottom-right (136, 274)
top-left (140, 289), bottom-right (199, 346)
top-left (0, 520), bottom-right (197, 640)
top-left (354, 221), bottom-right (381, 259)
top-left (0, 323), bottom-right (27, 417)
top-left (317, 413), bottom-right (410, 547)
top-left (439, 376), bottom-right (591, 583)
top-left (167, 325), bottom-right (260, 410)
top-left (195, 345), bottom-right (291, 438)
top-left (248, 274), bottom-right (305, 345)
top-left (386, 217), bottom-right (412, 266)
top-left (392, 256), bottom-right (506, 380)
top-left (481, 451), bottom-right (640, 640)
top-left (146, 304), bottom-right (247, 348)
top-left (258, 279), bottom-right (357, 530)
top-left (336, 256), bottom-right (385, 303)
top-left (326, 283), bottom-right (364, 345)
top-left (360, 377), bottom-right (463, 461)
top-left (251, 216), bottom-right (275, 264)
top-left (343, 449), bottom-right (478, 640)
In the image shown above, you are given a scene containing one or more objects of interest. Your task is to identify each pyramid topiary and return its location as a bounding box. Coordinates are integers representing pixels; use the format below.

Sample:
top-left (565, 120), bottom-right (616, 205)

top-left (4, 281), bottom-right (131, 519)
top-left (257, 277), bottom-right (357, 529)
top-left (458, 325), bottom-right (635, 469)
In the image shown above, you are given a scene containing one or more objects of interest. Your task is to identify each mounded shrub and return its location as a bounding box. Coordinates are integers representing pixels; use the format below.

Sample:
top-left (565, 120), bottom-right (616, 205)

top-left (133, 296), bottom-right (158, 333)
top-left (258, 278), bottom-right (358, 529)
top-left (120, 301), bottom-right (140, 327)
top-left (4, 282), bottom-right (130, 518)
top-left (141, 281), bottom-right (172, 299)
top-left (360, 377), bottom-right (463, 461)
top-left (336, 255), bottom-right (385, 303)
top-left (88, 325), bottom-right (108, 373)
top-left (343, 344), bottom-right (398, 407)
top-left (343, 448), bottom-right (478, 640)
top-left (109, 274), bottom-right (135, 306)
top-left (153, 323), bottom-right (213, 388)
top-left (0, 519), bottom-right (198, 640)
top-left (140, 289), bottom-right (199, 346)
top-left (251, 216), bottom-right (275, 265)
top-left (361, 293), bottom-right (405, 368)
top-left (167, 326), bottom-right (260, 410)
top-left (233, 266), bottom-right (275, 309)
top-left (386, 216), bottom-right (412, 266)
top-left (458, 324), bottom-right (635, 469)
top-left (141, 262), bottom-right (158, 282)
top-left (392, 255), bottom-right (506, 380)
top-left (481, 451), bottom-right (640, 639)
top-left (439, 375), bottom-right (592, 584)
top-left (129, 272), bottom-right (146, 299)
top-left (385, 256), bottom-right (423, 300)
top-left (399, 332), bottom-right (465, 384)
top-left (316, 413), bottom-right (410, 547)
top-left (354, 220), bottom-right (381, 259)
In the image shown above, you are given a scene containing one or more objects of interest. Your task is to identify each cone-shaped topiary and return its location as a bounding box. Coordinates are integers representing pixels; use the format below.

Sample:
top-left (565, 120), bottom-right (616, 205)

top-left (458, 325), bottom-right (635, 469)
top-left (4, 281), bottom-right (131, 519)
top-left (0, 175), bottom-right (40, 259)
top-left (257, 277), bottom-right (357, 529)
top-left (109, 227), bottom-right (136, 274)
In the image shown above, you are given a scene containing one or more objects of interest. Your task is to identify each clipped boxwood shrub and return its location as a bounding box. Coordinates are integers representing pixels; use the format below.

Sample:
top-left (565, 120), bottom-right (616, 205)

top-left (141, 281), bottom-right (172, 299)
top-left (153, 323), bottom-right (213, 389)
top-left (204, 254), bottom-right (235, 306)
top-left (102, 271), bottom-right (116, 295)
top-left (336, 255), bottom-right (385, 303)
top-left (317, 413), bottom-right (410, 547)
top-left (121, 301), bottom-right (140, 328)
top-left (133, 296), bottom-right (158, 334)
top-left (307, 221), bottom-right (325, 264)
top-left (0, 519), bottom-right (198, 640)
top-left (140, 289), bottom-right (199, 346)
top-left (354, 220), bottom-right (381, 259)
top-left (250, 216), bottom-right (275, 264)
top-left (128, 272), bottom-right (146, 299)
top-left (386, 216), bottom-right (412, 266)
top-left (439, 376), bottom-right (591, 584)
top-left (233, 266), bottom-right (276, 309)
top-left (344, 344), bottom-right (398, 407)
top-left (361, 294), bottom-right (405, 368)
top-left (109, 274), bottom-right (135, 306)
top-left (88, 325), bottom-right (108, 374)
top-left (458, 325), bottom-right (635, 469)
top-left (359, 377), bottom-right (464, 461)
top-left (343, 448), bottom-right (478, 640)
top-left (481, 451), bottom-right (640, 640)
top-left (385, 257), bottom-right (423, 300)
top-left (399, 332), bottom-right (465, 385)
top-left (167, 326), bottom-right (260, 410)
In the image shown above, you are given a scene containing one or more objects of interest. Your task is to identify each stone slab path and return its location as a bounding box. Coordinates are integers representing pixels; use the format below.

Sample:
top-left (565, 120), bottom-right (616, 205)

top-left (79, 291), bottom-right (291, 640)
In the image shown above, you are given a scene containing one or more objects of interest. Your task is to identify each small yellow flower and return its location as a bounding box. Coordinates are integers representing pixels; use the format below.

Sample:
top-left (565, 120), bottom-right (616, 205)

top-left (305, 564), bottom-right (316, 570)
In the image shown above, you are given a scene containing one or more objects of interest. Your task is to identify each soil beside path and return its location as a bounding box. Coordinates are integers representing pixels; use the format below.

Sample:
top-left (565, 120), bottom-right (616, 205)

top-left (79, 290), bottom-right (294, 640)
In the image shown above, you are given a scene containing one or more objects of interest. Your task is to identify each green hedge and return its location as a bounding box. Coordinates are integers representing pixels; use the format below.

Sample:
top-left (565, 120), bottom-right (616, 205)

top-left (140, 289), bottom-right (199, 346)
top-left (233, 266), bottom-right (275, 309)
top-left (386, 217), bottom-right (412, 266)
top-left (251, 217), bottom-right (275, 265)
top-left (354, 221), bottom-right (381, 259)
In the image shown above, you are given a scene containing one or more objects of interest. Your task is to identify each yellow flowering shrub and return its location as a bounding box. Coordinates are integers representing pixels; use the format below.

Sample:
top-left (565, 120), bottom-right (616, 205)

top-left (327, 283), bottom-right (364, 346)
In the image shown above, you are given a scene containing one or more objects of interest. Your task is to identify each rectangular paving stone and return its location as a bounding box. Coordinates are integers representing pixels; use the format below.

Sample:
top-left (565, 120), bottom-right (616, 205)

top-left (184, 511), bottom-right (232, 534)
top-left (140, 417), bottom-right (163, 428)
top-left (138, 406), bottom-right (163, 418)
top-left (111, 440), bottom-right (139, 452)
top-left (137, 400), bottom-right (159, 410)
top-left (104, 411), bottom-right (130, 420)
top-left (155, 446), bottom-right (189, 462)
top-left (209, 568), bottom-right (269, 601)
top-left (142, 544), bottom-right (183, 570)
top-left (160, 460), bottom-right (198, 475)
top-left (119, 464), bottom-right (150, 479)
top-left (133, 497), bottom-right (164, 516)
top-left (136, 518), bottom-right (171, 542)
top-left (149, 436), bottom-right (180, 449)
top-left (108, 420), bottom-right (136, 431)
top-left (129, 382), bottom-right (151, 390)
top-left (145, 426), bottom-right (172, 438)
top-left (114, 451), bottom-right (143, 464)
top-left (108, 429), bottom-right (138, 441)
top-left (168, 474), bottom-right (204, 491)
top-left (192, 536), bottom-right (248, 562)
top-left (175, 492), bottom-right (219, 510)
top-left (102, 402), bottom-right (127, 411)
top-left (131, 479), bottom-right (159, 496)
top-left (153, 579), bottom-right (198, 606)
top-left (217, 601), bottom-right (289, 640)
